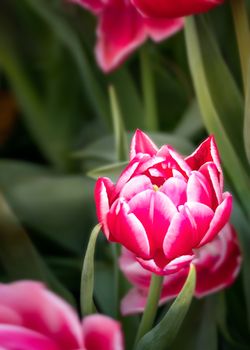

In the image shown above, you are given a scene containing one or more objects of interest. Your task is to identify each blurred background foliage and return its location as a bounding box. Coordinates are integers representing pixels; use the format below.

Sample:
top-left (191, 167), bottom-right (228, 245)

top-left (0, 0), bottom-right (250, 349)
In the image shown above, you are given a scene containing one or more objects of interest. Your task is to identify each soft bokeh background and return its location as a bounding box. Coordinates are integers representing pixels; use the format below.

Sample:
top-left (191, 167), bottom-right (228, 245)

top-left (0, 1), bottom-right (250, 349)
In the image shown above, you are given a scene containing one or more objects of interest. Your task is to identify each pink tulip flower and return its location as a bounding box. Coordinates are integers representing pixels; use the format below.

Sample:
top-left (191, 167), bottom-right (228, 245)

top-left (120, 224), bottom-right (242, 315)
top-left (0, 281), bottom-right (124, 350)
top-left (95, 130), bottom-right (232, 275)
top-left (69, 0), bottom-right (183, 72)
top-left (132, 0), bottom-right (224, 19)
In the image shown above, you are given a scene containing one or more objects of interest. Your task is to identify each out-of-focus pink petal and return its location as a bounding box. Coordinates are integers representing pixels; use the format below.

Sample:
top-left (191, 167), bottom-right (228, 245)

top-left (160, 177), bottom-right (187, 207)
top-left (145, 17), bottom-right (184, 42)
top-left (195, 224), bottom-right (242, 296)
top-left (186, 171), bottom-right (213, 207)
top-left (0, 325), bottom-right (59, 350)
top-left (120, 175), bottom-right (153, 201)
top-left (163, 203), bottom-right (214, 259)
top-left (199, 193), bottom-right (232, 246)
top-left (119, 248), bottom-right (152, 288)
top-left (94, 177), bottom-right (114, 239)
top-left (82, 315), bottom-right (123, 350)
top-left (0, 282), bottom-right (83, 349)
top-left (129, 190), bottom-right (177, 250)
top-left (95, 3), bottom-right (147, 72)
top-left (108, 199), bottom-right (151, 258)
top-left (0, 305), bottom-right (21, 325)
top-left (120, 225), bottom-right (241, 315)
top-left (131, 0), bottom-right (224, 19)
top-left (121, 267), bottom-right (189, 315)
top-left (130, 129), bottom-right (158, 160)
top-left (185, 136), bottom-right (221, 173)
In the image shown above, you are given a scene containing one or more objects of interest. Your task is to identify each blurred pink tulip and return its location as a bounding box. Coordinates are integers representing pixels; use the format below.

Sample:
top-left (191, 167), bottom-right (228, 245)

top-left (0, 281), bottom-right (124, 350)
top-left (95, 130), bottom-right (232, 275)
top-left (132, 0), bottom-right (224, 19)
top-left (120, 224), bottom-right (242, 315)
top-left (69, 0), bottom-right (183, 72)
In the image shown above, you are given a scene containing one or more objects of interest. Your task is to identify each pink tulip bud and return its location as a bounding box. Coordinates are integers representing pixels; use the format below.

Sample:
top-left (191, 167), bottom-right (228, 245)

top-left (0, 281), bottom-right (124, 350)
top-left (132, 0), bottom-right (224, 19)
top-left (119, 224), bottom-right (242, 315)
top-left (69, 0), bottom-right (183, 72)
top-left (95, 130), bottom-right (232, 275)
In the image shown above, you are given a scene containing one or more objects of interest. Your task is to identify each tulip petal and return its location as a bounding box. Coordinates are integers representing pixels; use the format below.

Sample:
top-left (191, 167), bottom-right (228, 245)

top-left (129, 190), bottom-right (177, 250)
top-left (136, 254), bottom-right (193, 275)
top-left (121, 267), bottom-right (189, 315)
top-left (131, 0), bottom-right (224, 19)
top-left (199, 162), bottom-right (222, 207)
top-left (82, 315), bottom-right (124, 350)
top-left (185, 135), bottom-right (221, 173)
top-left (195, 224), bottom-right (242, 297)
top-left (115, 155), bottom-right (145, 195)
top-left (0, 305), bottom-right (22, 325)
top-left (163, 203), bottom-right (214, 259)
top-left (95, 177), bottom-right (114, 239)
top-left (130, 129), bottom-right (158, 159)
top-left (0, 282), bottom-right (82, 349)
top-left (199, 193), bottom-right (232, 246)
top-left (95, 3), bottom-right (147, 72)
top-left (157, 145), bottom-right (191, 177)
top-left (186, 171), bottom-right (213, 207)
top-left (145, 17), bottom-right (184, 42)
top-left (160, 177), bottom-right (187, 207)
top-left (0, 325), bottom-right (59, 350)
top-left (108, 200), bottom-right (151, 258)
top-left (120, 175), bottom-right (153, 201)
top-left (119, 248), bottom-right (151, 288)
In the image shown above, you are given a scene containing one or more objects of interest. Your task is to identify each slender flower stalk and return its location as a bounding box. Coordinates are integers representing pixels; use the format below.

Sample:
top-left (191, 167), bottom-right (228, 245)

top-left (230, 0), bottom-right (250, 93)
top-left (135, 274), bottom-right (164, 345)
top-left (140, 47), bottom-right (158, 131)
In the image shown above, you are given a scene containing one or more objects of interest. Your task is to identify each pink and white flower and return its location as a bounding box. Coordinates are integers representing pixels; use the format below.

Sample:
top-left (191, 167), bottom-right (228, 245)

top-left (95, 130), bottom-right (232, 275)
top-left (120, 224), bottom-right (242, 315)
top-left (69, 0), bottom-right (183, 72)
top-left (0, 281), bottom-right (124, 350)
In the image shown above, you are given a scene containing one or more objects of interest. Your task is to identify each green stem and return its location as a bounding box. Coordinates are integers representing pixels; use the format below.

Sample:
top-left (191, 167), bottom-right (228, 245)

top-left (230, 0), bottom-right (250, 93)
top-left (135, 274), bottom-right (163, 345)
top-left (140, 47), bottom-right (158, 131)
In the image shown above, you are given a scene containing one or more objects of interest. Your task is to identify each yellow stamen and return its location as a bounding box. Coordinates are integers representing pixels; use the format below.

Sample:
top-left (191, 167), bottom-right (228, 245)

top-left (153, 185), bottom-right (159, 192)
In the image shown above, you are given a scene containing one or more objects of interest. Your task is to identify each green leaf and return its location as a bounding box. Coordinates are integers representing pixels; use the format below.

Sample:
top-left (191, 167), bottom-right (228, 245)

top-left (24, 0), bottom-right (110, 124)
top-left (87, 161), bottom-right (128, 182)
top-left (108, 68), bottom-right (145, 130)
top-left (244, 63), bottom-right (250, 165)
top-left (94, 261), bottom-right (117, 317)
top-left (136, 264), bottom-right (196, 350)
top-left (80, 224), bottom-right (101, 316)
top-left (109, 85), bottom-right (128, 162)
top-left (0, 160), bottom-right (95, 254)
top-left (140, 46), bottom-right (158, 131)
top-left (0, 192), bottom-right (75, 306)
top-left (231, 200), bottom-right (250, 330)
top-left (171, 299), bottom-right (217, 350)
top-left (175, 100), bottom-right (204, 139)
top-left (185, 16), bottom-right (250, 214)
